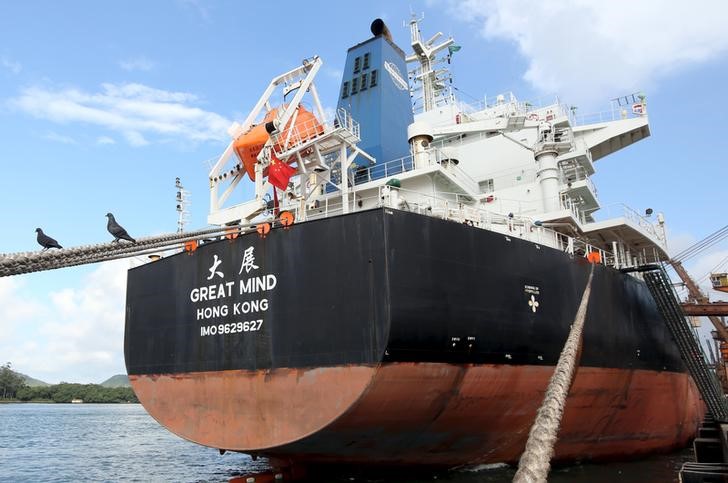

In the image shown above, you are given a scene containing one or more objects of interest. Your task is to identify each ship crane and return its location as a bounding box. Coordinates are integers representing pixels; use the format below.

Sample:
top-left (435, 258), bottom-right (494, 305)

top-left (669, 224), bottom-right (728, 337)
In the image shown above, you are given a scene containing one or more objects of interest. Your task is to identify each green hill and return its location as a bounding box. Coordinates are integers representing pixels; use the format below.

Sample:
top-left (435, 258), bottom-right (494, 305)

top-left (17, 372), bottom-right (50, 387)
top-left (99, 374), bottom-right (130, 388)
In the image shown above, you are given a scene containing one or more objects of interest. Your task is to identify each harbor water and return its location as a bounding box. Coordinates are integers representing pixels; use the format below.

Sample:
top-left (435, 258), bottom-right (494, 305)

top-left (0, 403), bottom-right (692, 482)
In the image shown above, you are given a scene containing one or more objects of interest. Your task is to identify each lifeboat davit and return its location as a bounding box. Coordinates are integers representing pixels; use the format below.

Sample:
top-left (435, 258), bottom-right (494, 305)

top-left (233, 106), bottom-right (324, 182)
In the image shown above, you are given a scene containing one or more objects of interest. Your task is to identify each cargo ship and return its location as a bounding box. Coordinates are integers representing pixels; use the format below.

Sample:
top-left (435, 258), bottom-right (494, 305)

top-left (124, 18), bottom-right (702, 467)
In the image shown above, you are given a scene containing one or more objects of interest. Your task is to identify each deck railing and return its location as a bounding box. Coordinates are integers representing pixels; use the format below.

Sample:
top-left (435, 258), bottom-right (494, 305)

top-left (273, 107), bottom-right (360, 156)
top-left (594, 203), bottom-right (665, 244)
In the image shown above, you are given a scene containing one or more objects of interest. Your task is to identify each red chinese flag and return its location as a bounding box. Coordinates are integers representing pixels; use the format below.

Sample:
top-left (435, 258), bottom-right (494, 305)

top-left (268, 162), bottom-right (297, 191)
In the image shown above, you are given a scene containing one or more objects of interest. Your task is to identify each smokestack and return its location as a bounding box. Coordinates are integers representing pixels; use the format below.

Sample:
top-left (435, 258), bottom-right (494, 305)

top-left (370, 18), bottom-right (392, 42)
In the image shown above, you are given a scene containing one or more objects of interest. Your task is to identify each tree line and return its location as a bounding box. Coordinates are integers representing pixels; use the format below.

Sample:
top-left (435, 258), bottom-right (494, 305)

top-left (1, 362), bottom-right (138, 403)
top-left (0, 363), bottom-right (25, 399)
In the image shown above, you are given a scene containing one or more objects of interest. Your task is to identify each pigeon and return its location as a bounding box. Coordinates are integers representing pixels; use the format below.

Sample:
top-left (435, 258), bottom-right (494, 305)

top-left (106, 213), bottom-right (136, 243)
top-left (35, 228), bottom-right (63, 250)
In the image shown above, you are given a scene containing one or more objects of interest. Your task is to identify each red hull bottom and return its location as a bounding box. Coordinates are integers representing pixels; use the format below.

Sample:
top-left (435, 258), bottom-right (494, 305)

top-left (130, 363), bottom-right (702, 466)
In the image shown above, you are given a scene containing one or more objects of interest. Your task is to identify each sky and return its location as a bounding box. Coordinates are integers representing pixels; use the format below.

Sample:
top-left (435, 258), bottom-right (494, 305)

top-left (0, 0), bottom-right (727, 383)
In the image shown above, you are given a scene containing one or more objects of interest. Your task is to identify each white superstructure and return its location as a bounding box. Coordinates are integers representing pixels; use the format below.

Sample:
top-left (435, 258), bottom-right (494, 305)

top-left (208, 18), bottom-right (665, 271)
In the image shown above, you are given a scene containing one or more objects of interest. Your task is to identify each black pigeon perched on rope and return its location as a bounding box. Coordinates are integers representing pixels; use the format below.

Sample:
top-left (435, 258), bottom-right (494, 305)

top-left (35, 228), bottom-right (63, 250)
top-left (106, 213), bottom-right (136, 243)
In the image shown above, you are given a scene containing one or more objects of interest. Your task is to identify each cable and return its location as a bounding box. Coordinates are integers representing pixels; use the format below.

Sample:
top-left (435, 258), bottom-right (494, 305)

top-left (673, 224), bottom-right (728, 261)
top-left (697, 254), bottom-right (728, 284)
top-left (450, 85), bottom-right (483, 104)
top-left (673, 225), bottom-right (728, 263)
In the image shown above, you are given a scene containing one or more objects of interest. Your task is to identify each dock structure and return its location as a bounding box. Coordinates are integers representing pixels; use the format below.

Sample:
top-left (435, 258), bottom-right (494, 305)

top-left (632, 260), bottom-right (728, 482)
top-left (681, 302), bottom-right (728, 317)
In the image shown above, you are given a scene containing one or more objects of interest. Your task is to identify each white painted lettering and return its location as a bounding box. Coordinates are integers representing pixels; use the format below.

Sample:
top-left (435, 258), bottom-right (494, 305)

top-left (199, 319), bottom-right (264, 337)
top-left (239, 274), bottom-right (277, 294)
top-left (231, 298), bottom-right (269, 315)
top-left (196, 304), bottom-right (229, 320)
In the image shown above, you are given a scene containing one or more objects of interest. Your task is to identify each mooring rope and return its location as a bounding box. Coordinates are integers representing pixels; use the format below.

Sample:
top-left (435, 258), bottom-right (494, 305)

top-left (0, 224), bottom-right (261, 277)
top-left (512, 265), bottom-right (595, 483)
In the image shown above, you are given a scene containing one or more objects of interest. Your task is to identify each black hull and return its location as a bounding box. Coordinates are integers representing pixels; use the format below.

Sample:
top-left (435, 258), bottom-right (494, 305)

top-left (125, 208), bottom-right (683, 375)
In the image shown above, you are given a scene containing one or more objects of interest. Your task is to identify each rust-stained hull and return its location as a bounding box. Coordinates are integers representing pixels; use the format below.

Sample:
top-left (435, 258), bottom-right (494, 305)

top-left (125, 209), bottom-right (702, 466)
top-left (130, 363), bottom-right (701, 466)
top-left (129, 366), bottom-right (377, 450)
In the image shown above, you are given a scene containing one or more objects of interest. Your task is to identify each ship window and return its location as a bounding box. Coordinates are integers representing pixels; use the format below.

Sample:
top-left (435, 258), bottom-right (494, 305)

top-left (360, 73), bottom-right (368, 91)
top-left (353, 57), bottom-right (361, 73)
top-left (341, 81), bottom-right (349, 99)
top-left (479, 178), bottom-right (494, 193)
top-left (370, 70), bottom-right (378, 87)
top-left (351, 77), bottom-right (359, 94)
top-left (363, 53), bottom-right (370, 70)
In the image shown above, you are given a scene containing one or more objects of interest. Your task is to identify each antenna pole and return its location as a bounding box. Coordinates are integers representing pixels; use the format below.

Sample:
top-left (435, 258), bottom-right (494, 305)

top-left (405, 14), bottom-right (455, 113)
top-left (175, 177), bottom-right (190, 233)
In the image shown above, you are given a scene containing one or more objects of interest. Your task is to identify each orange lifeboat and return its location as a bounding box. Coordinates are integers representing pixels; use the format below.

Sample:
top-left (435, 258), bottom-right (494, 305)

top-left (233, 106), bottom-right (324, 182)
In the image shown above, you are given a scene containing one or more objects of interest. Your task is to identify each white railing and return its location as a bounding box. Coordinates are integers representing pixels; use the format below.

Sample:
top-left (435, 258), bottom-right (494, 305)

top-left (352, 154), bottom-right (415, 185)
top-left (456, 92), bottom-right (574, 125)
top-left (378, 186), bottom-right (614, 266)
top-left (572, 109), bottom-right (644, 126)
top-left (559, 165), bottom-right (598, 199)
top-left (594, 203), bottom-right (665, 243)
top-left (334, 107), bottom-right (360, 138)
top-left (560, 194), bottom-right (587, 224)
top-left (430, 148), bottom-right (480, 194)
top-left (283, 179), bottom-right (617, 268)
top-left (572, 92), bottom-right (647, 126)
top-left (274, 107), bottom-right (360, 156)
top-left (452, 89), bottom-right (648, 129)
top-left (349, 147), bottom-right (479, 194)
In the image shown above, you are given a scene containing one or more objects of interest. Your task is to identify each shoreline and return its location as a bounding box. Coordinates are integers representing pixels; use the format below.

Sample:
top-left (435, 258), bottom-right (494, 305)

top-left (0, 400), bottom-right (140, 404)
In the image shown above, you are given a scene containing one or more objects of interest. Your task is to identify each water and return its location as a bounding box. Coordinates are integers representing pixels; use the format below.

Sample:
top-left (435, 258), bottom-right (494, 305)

top-left (0, 404), bottom-right (692, 482)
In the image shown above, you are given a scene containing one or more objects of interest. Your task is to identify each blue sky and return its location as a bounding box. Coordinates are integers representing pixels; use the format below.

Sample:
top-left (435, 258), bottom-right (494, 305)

top-left (1, 0), bottom-right (727, 383)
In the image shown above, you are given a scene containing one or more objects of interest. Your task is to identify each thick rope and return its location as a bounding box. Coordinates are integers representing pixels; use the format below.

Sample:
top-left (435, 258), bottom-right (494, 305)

top-left (0, 224), bottom-right (261, 277)
top-left (513, 265), bottom-right (595, 483)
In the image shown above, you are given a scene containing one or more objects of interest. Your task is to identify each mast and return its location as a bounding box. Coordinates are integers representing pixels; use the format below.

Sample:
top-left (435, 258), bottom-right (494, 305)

top-left (405, 14), bottom-right (455, 113)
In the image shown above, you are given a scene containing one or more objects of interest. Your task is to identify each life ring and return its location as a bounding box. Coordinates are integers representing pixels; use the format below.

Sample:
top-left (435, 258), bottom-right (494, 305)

top-left (527, 113), bottom-right (539, 121)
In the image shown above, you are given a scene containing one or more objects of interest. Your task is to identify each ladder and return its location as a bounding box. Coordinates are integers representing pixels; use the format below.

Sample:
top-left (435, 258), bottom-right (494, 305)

top-left (631, 264), bottom-right (728, 422)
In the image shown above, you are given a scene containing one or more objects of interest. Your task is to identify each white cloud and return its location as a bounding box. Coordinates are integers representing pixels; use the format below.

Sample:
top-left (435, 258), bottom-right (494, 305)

top-left (0, 278), bottom-right (44, 342)
top-left (119, 56), bottom-right (155, 72)
top-left (124, 131), bottom-right (149, 147)
top-left (1, 56), bottom-right (21, 74)
top-left (324, 67), bottom-right (343, 80)
top-left (96, 135), bottom-right (115, 145)
top-left (9, 82), bottom-right (231, 147)
top-left (667, 230), bottom-right (696, 259)
top-left (456, 0), bottom-right (728, 106)
top-left (43, 131), bottom-right (78, 145)
top-left (178, 0), bottom-right (211, 22)
top-left (0, 261), bottom-right (129, 383)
